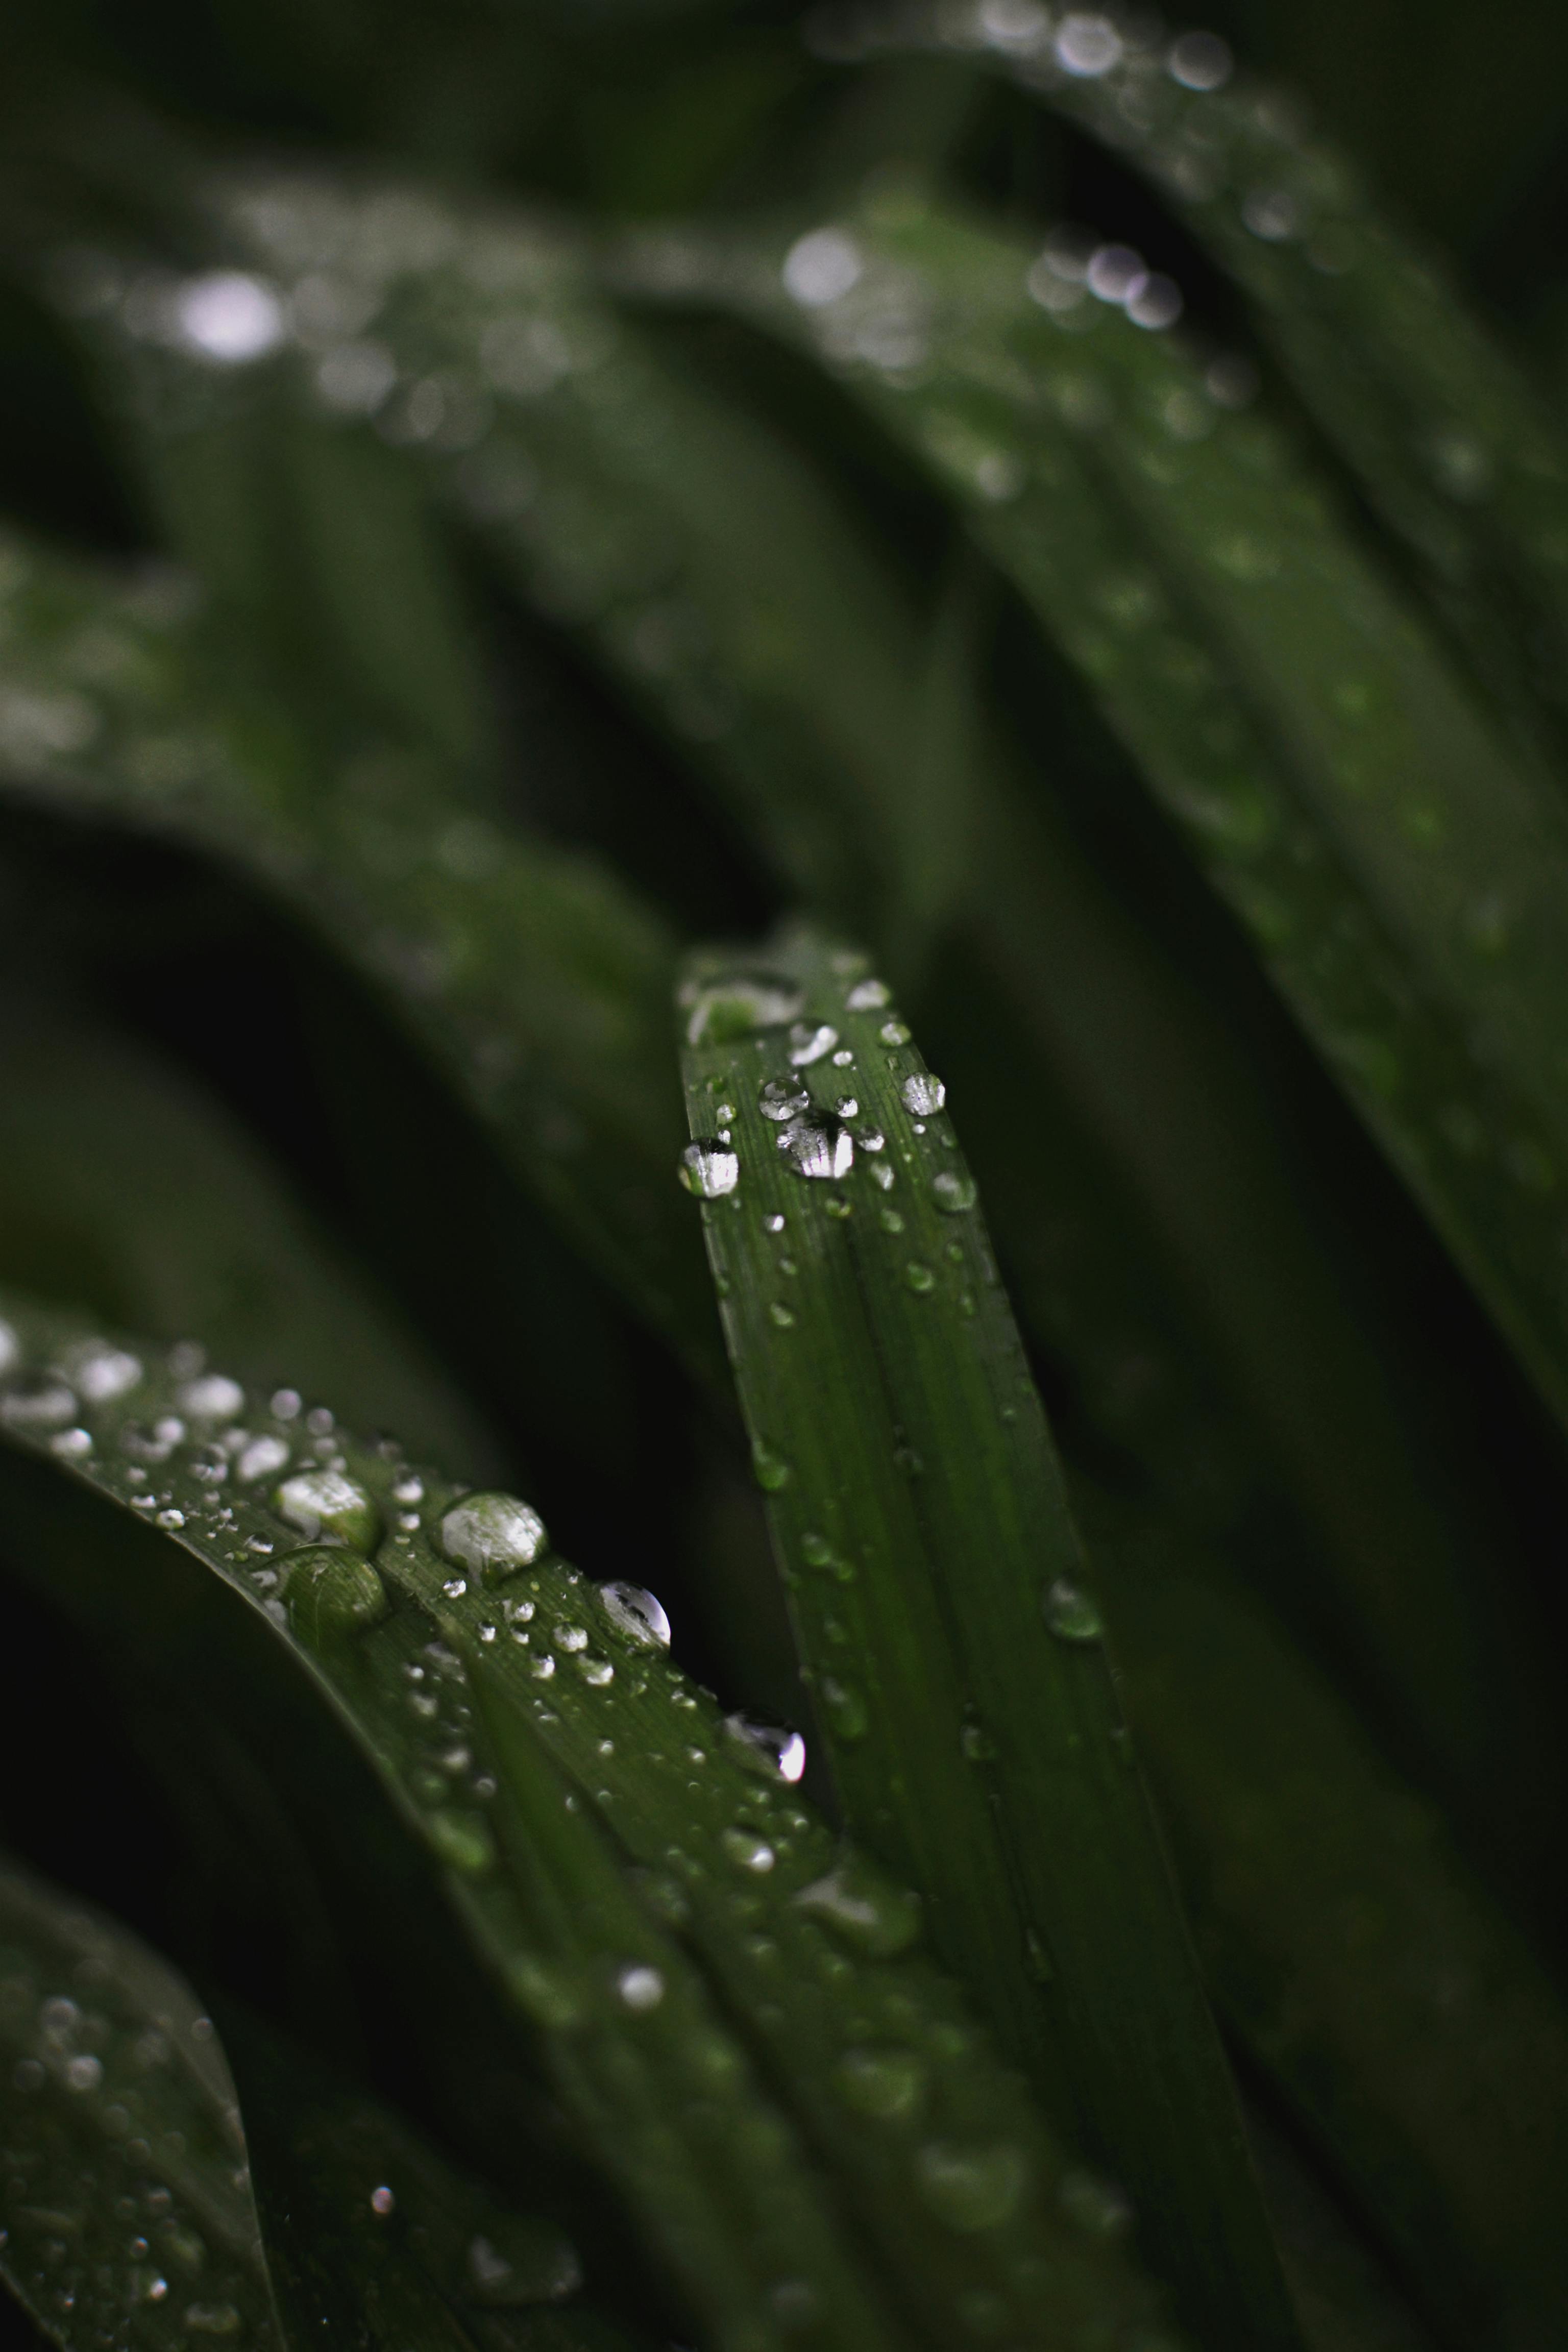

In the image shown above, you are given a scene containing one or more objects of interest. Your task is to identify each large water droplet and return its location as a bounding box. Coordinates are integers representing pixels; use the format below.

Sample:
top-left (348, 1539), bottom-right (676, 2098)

top-left (439, 1492), bottom-right (547, 1581)
top-left (679, 1140), bottom-right (739, 1198)
top-left (684, 973), bottom-right (803, 1046)
top-left (778, 1117), bottom-right (854, 1180)
top-left (274, 1468), bottom-right (381, 1551)
top-left (788, 1022), bottom-right (839, 1067)
top-left (0, 1374), bottom-right (77, 1431)
top-left (916, 2141), bottom-right (1029, 2231)
top-left (794, 1858), bottom-right (921, 1956)
top-left (723, 1712), bottom-right (806, 1783)
top-left (598, 1581), bottom-right (671, 1649)
top-left (57, 1340), bottom-right (142, 1402)
top-left (283, 1545), bottom-right (389, 1633)
top-left (836, 2046), bottom-right (925, 2121)
top-left (901, 1073), bottom-right (946, 1116)
top-left (1043, 1577), bottom-right (1104, 1643)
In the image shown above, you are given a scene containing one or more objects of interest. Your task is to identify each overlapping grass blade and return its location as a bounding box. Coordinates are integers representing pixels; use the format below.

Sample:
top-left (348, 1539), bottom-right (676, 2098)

top-left (0, 1855), bottom-right (283, 2352)
top-left (0, 1287), bottom-right (1205, 2352)
top-left (0, 530), bottom-right (712, 1376)
top-left (0, 994), bottom-right (497, 1475)
top-left (839, 1), bottom-right (1568, 757)
top-left (668, 197), bottom-right (1568, 1446)
top-left (1085, 1498), bottom-right (1568, 2352)
top-left (677, 926), bottom-right (1300, 2352)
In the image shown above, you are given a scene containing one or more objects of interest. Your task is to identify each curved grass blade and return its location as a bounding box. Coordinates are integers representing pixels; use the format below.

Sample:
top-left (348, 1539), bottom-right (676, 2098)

top-left (0, 1855), bottom-right (283, 2352)
top-left (841, 1), bottom-right (1568, 757)
top-left (671, 198), bottom-right (1568, 1446)
top-left (0, 1289), bottom-right (1195, 2352)
top-left (677, 927), bottom-right (1300, 2352)
top-left (1091, 1501), bottom-right (1568, 2352)
top-left (0, 529), bottom-right (714, 1379)
top-left (0, 993), bottom-right (498, 1478)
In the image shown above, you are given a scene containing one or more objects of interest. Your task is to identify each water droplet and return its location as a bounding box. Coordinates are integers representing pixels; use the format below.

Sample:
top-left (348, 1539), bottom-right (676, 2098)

top-left (465, 2223), bottom-right (582, 2307)
top-left (824, 1193), bottom-right (852, 1219)
top-left (679, 1139), bottom-right (739, 1198)
top-left (961, 1722), bottom-right (996, 1763)
top-left (530, 1652), bottom-right (556, 1680)
top-left (555, 1623), bottom-right (589, 1652)
top-left (903, 1262), bottom-right (936, 1295)
top-left (439, 1492), bottom-right (547, 1581)
top-left (778, 1117), bottom-right (854, 1180)
top-left (869, 1163), bottom-right (896, 1196)
top-left (836, 2045), bottom-right (925, 2121)
top-left (916, 2142), bottom-right (1029, 2231)
top-left (64, 2053), bottom-right (103, 2092)
top-left (616, 1964), bottom-right (665, 2012)
top-left (930, 1170), bottom-right (977, 1214)
top-left (752, 1440), bottom-right (792, 1491)
top-left (426, 1809), bottom-right (495, 1874)
top-left (782, 228), bottom-right (863, 308)
top-left (801, 1530), bottom-right (855, 1581)
top-left (721, 1826), bottom-right (777, 1873)
top-left (578, 1653), bottom-right (615, 1685)
top-left (845, 977), bottom-right (890, 1011)
top-left (901, 1073), bottom-right (946, 1116)
top-left (156, 1506), bottom-right (186, 1530)
top-left (1043, 1577), bottom-right (1104, 1642)
top-left (275, 1468), bottom-right (381, 1551)
top-left (760, 1077), bottom-right (812, 1122)
top-left (788, 1022), bottom-right (839, 1066)
top-left (507, 1955), bottom-right (582, 2029)
top-left (598, 1581), bottom-right (672, 1649)
top-left (768, 1301), bottom-right (797, 1330)
top-left (283, 1545), bottom-right (389, 1634)
top-left (50, 1426), bottom-right (92, 1460)
top-left (1, 1375), bottom-right (78, 1431)
top-left (370, 2186), bottom-right (395, 2216)
top-left (178, 1373), bottom-right (246, 1421)
top-left (879, 1020), bottom-right (912, 1046)
top-left (684, 973), bottom-right (803, 1046)
top-left (57, 1340), bottom-right (142, 1402)
top-left (723, 1713), bottom-right (806, 1783)
top-left (794, 1858), bottom-right (921, 1956)
top-left (819, 1676), bottom-right (869, 1739)
top-left (1167, 29), bottom-right (1231, 87)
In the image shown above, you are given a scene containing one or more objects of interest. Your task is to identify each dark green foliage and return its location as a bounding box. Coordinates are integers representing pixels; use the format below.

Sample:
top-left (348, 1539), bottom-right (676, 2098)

top-left (1, 6), bottom-right (1566, 2351)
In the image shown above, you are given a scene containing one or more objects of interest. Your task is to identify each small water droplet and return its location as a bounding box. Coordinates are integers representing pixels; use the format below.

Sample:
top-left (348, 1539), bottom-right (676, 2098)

top-left (57, 1340), bottom-right (142, 1402)
top-left (679, 1139), bottom-right (740, 1197)
top-left (64, 2054), bottom-right (103, 2092)
top-left (236, 1434), bottom-right (289, 1483)
top-left (901, 1073), bottom-right (946, 1116)
top-left (846, 977), bottom-right (890, 1011)
top-left (182, 2303), bottom-right (242, 2337)
top-left (836, 2045), bottom-right (925, 2121)
top-left (930, 1170), bottom-right (977, 1214)
top-left (723, 1712), bottom-right (806, 1782)
top-left (465, 2223), bottom-right (582, 2307)
top-left (283, 1545), bottom-right (390, 1634)
top-left (684, 973), bottom-right (803, 1046)
top-left (507, 1954), bottom-right (582, 2029)
top-left (788, 1023), bottom-right (839, 1067)
top-left (578, 1653), bottom-right (615, 1685)
top-left (50, 1427), bottom-right (93, 1460)
top-left (721, 1826), bottom-right (777, 1873)
top-left (555, 1623), bottom-right (589, 1652)
top-left (274, 1468), bottom-right (380, 1550)
top-left (530, 1652), bottom-right (556, 1680)
top-left (765, 1212), bottom-right (787, 1233)
top-left (879, 1020), bottom-right (912, 1046)
top-left (778, 1117), bottom-right (854, 1179)
top-left (425, 1809), bottom-right (495, 1874)
top-left (371, 2187), bottom-right (395, 2216)
top-left (156, 1506), bottom-right (186, 1530)
top-left (759, 1079), bottom-right (812, 1123)
top-left (769, 1301), bottom-right (797, 1329)
top-left (178, 1373), bottom-right (246, 1421)
top-left (916, 2142), bottom-right (1029, 2232)
top-left (819, 1676), bottom-right (869, 1739)
top-left (752, 1440), bottom-right (792, 1491)
top-left (794, 1858), bottom-right (921, 1956)
top-left (598, 1581), bottom-right (672, 1649)
top-left (903, 1261), bottom-right (936, 1294)
top-left (1043, 1577), bottom-right (1104, 1642)
top-left (961, 1721), bottom-right (996, 1763)
top-left (439, 1492), bottom-right (547, 1581)
top-left (616, 1964), bottom-right (665, 2013)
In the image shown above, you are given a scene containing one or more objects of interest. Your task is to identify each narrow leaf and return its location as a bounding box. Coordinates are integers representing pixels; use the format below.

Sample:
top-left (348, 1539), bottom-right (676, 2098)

top-left (677, 927), bottom-right (1298, 2352)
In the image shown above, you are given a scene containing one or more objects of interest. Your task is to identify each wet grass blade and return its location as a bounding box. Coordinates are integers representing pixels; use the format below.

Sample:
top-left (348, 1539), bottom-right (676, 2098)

top-left (1089, 1497), bottom-right (1568, 2352)
top-left (0, 1288), bottom-right (1208, 2352)
top-left (677, 927), bottom-right (1300, 2352)
top-left (0, 1854), bottom-right (284, 2352)
top-left (678, 198), bottom-right (1568, 1443)
top-left (0, 530), bottom-right (714, 1380)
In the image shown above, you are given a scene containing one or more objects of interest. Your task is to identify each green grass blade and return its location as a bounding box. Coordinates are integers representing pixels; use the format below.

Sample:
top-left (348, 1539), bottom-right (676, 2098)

top-left (0, 1855), bottom-right (284, 2352)
top-left (1091, 1500), bottom-right (1568, 2352)
top-left (0, 530), bottom-right (714, 1380)
top-left (677, 926), bottom-right (1300, 2352)
top-left (677, 198), bottom-right (1568, 1443)
top-left (0, 1287), bottom-right (1208, 2352)
top-left (0, 993), bottom-right (498, 1477)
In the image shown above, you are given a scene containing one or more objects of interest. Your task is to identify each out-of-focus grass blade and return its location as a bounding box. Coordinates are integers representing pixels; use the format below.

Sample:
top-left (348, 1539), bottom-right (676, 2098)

top-left (0, 994), bottom-right (498, 1477)
top-left (0, 1855), bottom-right (283, 2352)
top-left (0, 1288), bottom-right (1197, 2352)
top-left (680, 197), bottom-right (1568, 1443)
top-left (1090, 1499), bottom-right (1568, 2352)
top-left (0, 529), bottom-right (713, 1377)
top-left (677, 926), bottom-right (1300, 2352)
top-left (835, 1), bottom-right (1568, 756)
